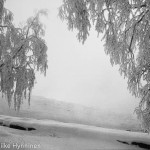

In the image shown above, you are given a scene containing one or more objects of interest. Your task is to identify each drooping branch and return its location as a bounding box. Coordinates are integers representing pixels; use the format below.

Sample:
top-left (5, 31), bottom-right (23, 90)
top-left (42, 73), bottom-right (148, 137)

top-left (0, 4), bottom-right (48, 110)
top-left (59, 0), bottom-right (150, 132)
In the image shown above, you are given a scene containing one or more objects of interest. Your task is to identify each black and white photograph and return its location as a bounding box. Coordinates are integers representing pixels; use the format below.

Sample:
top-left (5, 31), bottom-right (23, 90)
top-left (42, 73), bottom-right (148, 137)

top-left (0, 0), bottom-right (150, 149)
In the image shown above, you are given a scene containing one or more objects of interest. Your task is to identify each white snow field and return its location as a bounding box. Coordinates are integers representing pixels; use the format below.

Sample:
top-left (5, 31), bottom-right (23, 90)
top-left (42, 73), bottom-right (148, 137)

top-left (0, 96), bottom-right (141, 132)
top-left (0, 115), bottom-right (150, 150)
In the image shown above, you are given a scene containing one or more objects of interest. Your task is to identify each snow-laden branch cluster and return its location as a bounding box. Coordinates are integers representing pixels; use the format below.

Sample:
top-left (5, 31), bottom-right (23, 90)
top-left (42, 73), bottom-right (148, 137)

top-left (0, 0), bottom-right (48, 110)
top-left (59, 0), bottom-right (150, 133)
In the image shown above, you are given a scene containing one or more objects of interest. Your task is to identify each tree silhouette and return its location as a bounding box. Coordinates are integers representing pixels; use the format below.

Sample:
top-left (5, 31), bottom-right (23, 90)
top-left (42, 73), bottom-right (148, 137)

top-left (59, 0), bottom-right (150, 132)
top-left (0, 0), bottom-right (48, 110)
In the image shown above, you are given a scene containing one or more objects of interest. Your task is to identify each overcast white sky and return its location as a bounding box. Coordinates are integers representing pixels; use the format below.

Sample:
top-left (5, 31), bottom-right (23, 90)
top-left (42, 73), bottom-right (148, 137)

top-left (6, 0), bottom-right (140, 114)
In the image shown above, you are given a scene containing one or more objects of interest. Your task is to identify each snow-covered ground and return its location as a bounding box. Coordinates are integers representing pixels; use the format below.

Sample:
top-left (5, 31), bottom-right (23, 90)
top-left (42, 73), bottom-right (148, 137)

top-left (0, 96), bottom-right (140, 132)
top-left (0, 96), bottom-right (149, 149)
top-left (0, 115), bottom-right (150, 150)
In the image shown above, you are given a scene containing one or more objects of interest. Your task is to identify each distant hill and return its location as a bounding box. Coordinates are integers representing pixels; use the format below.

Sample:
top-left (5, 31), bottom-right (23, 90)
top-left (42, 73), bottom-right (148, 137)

top-left (0, 95), bottom-right (141, 132)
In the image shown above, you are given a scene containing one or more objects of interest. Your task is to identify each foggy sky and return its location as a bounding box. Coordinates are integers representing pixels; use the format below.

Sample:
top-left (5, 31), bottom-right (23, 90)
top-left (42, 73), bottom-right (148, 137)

top-left (6, 0), bottom-right (140, 114)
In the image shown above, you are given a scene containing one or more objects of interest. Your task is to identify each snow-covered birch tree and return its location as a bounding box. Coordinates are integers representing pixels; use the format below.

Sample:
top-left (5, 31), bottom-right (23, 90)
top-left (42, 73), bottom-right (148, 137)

top-left (59, 0), bottom-right (150, 132)
top-left (0, 0), bottom-right (48, 110)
